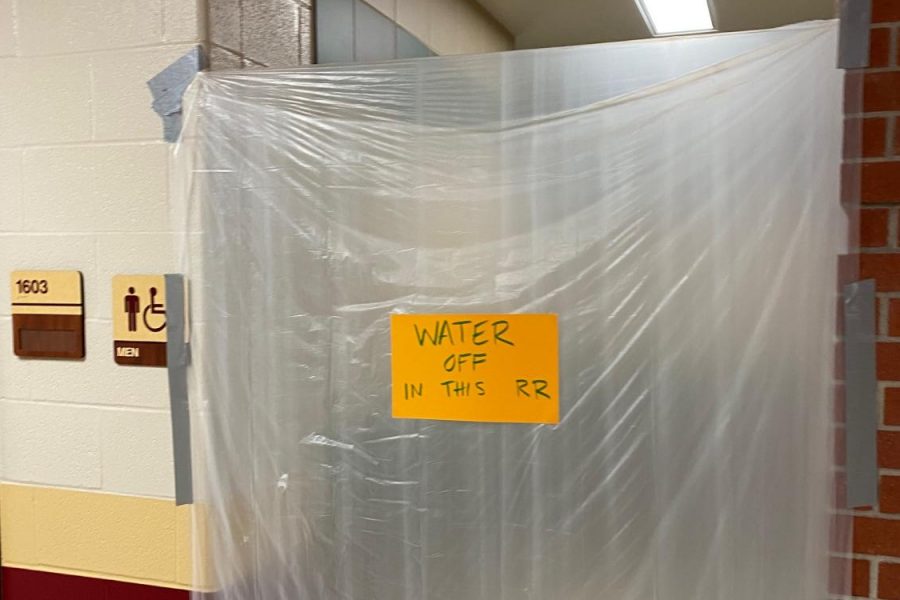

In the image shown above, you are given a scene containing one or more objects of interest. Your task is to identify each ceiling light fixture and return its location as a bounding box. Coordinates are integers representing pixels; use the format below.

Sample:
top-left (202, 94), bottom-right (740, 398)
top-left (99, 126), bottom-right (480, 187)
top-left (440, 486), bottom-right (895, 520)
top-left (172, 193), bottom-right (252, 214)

top-left (636, 0), bottom-right (715, 36)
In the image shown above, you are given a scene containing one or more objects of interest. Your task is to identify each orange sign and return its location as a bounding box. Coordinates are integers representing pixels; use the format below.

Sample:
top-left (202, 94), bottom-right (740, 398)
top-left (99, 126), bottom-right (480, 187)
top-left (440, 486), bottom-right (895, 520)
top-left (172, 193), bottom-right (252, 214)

top-left (391, 313), bottom-right (559, 424)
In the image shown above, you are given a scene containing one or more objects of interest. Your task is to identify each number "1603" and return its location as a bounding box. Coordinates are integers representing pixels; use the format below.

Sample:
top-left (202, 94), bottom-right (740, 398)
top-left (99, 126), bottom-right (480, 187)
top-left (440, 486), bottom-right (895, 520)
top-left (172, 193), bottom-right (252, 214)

top-left (16, 279), bottom-right (48, 294)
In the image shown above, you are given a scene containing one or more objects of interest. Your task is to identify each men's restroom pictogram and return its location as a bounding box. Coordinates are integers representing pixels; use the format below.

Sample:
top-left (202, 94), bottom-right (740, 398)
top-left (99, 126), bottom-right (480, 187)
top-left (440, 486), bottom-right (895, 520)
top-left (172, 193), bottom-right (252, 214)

top-left (123, 285), bottom-right (166, 333)
top-left (112, 275), bottom-right (168, 367)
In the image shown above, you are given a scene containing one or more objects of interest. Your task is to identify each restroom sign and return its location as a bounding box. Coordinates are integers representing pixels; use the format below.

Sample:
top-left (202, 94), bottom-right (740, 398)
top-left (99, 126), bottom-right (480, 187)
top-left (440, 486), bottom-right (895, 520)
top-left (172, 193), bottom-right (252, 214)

top-left (391, 313), bottom-right (559, 424)
top-left (112, 275), bottom-right (167, 367)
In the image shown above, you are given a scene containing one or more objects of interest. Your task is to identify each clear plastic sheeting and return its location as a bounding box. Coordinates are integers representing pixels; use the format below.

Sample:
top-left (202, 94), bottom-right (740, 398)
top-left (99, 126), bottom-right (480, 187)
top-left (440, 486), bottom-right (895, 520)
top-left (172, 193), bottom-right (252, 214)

top-left (175, 21), bottom-right (849, 600)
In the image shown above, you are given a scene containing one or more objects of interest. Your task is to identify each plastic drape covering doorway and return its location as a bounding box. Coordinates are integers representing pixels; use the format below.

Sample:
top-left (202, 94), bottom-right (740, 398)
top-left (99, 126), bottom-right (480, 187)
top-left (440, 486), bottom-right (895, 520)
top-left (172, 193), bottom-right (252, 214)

top-left (175, 21), bottom-right (850, 600)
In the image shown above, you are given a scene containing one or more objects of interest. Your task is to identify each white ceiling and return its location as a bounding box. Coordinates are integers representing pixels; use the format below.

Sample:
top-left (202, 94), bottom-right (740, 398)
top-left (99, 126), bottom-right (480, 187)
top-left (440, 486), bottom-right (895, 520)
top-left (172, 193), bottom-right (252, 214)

top-left (474, 0), bottom-right (837, 49)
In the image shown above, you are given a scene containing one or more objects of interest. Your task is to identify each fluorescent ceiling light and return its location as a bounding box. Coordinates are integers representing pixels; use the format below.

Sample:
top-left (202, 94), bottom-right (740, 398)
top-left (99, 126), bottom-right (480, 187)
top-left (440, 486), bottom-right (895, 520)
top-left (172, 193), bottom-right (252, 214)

top-left (636, 0), bottom-right (715, 36)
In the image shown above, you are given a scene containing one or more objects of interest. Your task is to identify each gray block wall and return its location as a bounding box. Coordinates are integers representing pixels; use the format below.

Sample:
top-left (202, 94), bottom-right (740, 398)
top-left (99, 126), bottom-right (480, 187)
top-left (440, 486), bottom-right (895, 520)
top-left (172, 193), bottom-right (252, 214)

top-left (208, 0), bottom-right (315, 69)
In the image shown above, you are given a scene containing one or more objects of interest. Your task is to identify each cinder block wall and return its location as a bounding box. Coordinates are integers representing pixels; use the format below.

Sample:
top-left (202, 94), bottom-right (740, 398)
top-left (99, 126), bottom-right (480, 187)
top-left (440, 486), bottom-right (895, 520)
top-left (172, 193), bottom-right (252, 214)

top-left (208, 0), bottom-right (315, 68)
top-left (851, 0), bottom-right (900, 597)
top-left (0, 0), bottom-right (204, 596)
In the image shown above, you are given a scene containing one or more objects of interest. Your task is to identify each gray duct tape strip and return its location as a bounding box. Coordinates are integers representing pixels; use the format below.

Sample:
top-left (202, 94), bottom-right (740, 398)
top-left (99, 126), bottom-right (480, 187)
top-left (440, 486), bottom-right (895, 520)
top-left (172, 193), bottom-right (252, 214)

top-left (838, 0), bottom-right (872, 69)
top-left (844, 279), bottom-right (878, 507)
top-left (147, 46), bottom-right (206, 143)
top-left (166, 273), bottom-right (193, 505)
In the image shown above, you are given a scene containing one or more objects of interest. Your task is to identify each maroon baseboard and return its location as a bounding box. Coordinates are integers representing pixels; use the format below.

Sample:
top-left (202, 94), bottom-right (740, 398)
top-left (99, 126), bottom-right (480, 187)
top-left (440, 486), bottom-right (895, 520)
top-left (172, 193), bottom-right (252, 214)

top-left (1, 567), bottom-right (189, 600)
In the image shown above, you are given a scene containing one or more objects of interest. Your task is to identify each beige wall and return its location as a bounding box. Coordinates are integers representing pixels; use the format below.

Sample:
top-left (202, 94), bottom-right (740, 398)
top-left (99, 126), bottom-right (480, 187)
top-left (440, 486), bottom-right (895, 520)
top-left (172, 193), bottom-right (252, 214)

top-left (0, 0), bottom-right (204, 499)
top-left (0, 0), bottom-right (205, 591)
top-left (364, 0), bottom-right (513, 55)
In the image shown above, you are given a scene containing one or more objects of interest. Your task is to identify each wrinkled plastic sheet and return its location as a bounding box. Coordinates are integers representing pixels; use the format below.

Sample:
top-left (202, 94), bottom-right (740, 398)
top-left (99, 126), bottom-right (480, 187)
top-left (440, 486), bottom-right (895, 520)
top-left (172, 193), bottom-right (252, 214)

top-left (175, 20), bottom-right (850, 600)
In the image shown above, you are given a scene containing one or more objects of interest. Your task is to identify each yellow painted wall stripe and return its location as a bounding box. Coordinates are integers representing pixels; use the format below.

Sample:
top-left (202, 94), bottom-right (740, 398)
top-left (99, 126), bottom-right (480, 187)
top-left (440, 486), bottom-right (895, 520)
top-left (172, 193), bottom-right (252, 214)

top-left (0, 483), bottom-right (210, 591)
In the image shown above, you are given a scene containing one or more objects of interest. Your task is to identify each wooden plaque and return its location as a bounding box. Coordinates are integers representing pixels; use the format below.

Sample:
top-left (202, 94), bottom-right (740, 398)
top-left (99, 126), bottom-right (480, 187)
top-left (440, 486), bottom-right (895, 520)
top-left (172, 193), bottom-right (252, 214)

top-left (11, 270), bottom-right (85, 359)
top-left (112, 275), bottom-right (167, 367)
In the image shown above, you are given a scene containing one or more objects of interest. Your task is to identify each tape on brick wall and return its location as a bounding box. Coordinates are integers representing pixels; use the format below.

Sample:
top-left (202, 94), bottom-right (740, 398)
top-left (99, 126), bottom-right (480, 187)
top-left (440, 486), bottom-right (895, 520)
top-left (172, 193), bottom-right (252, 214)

top-left (147, 46), bottom-right (206, 143)
top-left (839, 0), bottom-right (872, 68)
top-left (844, 279), bottom-right (878, 507)
top-left (165, 273), bottom-right (193, 505)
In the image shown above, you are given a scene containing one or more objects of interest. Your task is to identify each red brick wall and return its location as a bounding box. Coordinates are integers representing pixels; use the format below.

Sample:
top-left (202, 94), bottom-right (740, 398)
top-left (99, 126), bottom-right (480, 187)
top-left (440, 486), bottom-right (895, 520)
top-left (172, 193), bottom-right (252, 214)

top-left (853, 2), bottom-right (900, 597)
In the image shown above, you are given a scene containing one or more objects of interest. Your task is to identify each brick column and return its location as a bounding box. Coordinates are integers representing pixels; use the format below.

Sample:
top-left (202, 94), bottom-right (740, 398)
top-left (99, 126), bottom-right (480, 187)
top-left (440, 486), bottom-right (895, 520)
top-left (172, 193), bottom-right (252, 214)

top-left (852, 1), bottom-right (900, 597)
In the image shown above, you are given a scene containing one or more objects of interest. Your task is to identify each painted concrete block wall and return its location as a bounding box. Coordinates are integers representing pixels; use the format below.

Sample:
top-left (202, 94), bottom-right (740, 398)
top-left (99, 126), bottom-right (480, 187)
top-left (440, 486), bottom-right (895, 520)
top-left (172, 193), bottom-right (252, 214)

top-left (0, 0), bottom-right (203, 501)
top-left (1, 484), bottom-right (194, 586)
top-left (0, 0), bottom-right (204, 593)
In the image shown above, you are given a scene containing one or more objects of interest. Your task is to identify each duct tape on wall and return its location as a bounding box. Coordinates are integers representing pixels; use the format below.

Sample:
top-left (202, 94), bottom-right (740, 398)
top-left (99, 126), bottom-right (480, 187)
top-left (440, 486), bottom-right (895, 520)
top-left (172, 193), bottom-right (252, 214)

top-left (165, 273), bottom-right (193, 505)
top-left (839, 0), bottom-right (872, 69)
top-left (148, 46), bottom-right (206, 143)
top-left (844, 279), bottom-right (878, 508)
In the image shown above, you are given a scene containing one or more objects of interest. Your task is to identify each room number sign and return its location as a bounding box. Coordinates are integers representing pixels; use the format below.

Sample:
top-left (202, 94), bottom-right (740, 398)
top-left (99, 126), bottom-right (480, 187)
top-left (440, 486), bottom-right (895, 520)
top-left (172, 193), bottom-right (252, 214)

top-left (10, 270), bottom-right (85, 359)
